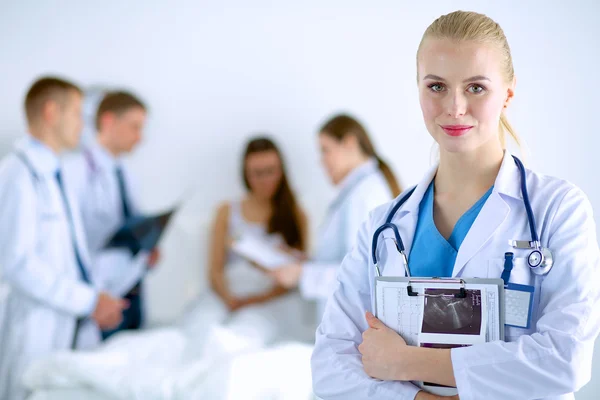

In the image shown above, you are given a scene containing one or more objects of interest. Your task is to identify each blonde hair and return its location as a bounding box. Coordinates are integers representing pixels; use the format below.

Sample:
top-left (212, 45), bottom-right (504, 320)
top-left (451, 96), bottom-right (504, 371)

top-left (417, 11), bottom-right (521, 149)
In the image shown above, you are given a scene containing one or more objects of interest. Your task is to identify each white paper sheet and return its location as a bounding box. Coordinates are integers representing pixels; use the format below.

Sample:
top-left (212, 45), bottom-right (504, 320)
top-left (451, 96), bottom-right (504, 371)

top-left (230, 236), bottom-right (297, 270)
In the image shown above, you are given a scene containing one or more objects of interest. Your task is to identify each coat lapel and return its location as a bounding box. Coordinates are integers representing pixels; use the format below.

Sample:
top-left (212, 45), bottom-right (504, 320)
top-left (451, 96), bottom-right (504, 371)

top-left (452, 151), bottom-right (521, 277)
top-left (452, 191), bottom-right (509, 277)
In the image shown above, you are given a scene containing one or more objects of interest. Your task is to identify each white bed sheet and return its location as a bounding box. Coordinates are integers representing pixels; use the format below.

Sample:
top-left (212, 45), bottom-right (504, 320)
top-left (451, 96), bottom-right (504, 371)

top-left (25, 336), bottom-right (314, 400)
top-left (27, 388), bottom-right (114, 400)
top-left (23, 290), bottom-right (315, 400)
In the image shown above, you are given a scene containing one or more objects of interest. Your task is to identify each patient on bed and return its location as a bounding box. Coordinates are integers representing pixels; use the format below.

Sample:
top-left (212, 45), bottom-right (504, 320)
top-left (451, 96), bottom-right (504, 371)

top-left (21, 137), bottom-right (317, 399)
top-left (202, 136), bottom-right (313, 350)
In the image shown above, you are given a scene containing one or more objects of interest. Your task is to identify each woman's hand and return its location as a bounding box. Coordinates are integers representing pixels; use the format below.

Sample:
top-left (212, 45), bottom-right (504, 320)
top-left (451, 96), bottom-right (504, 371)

top-left (278, 243), bottom-right (308, 262)
top-left (270, 263), bottom-right (303, 289)
top-left (226, 296), bottom-right (263, 311)
top-left (249, 261), bottom-right (270, 274)
top-left (358, 311), bottom-right (411, 381)
top-left (359, 312), bottom-right (458, 389)
top-left (226, 285), bottom-right (290, 312)
top-left (225, 297), bottom-right (246, 312)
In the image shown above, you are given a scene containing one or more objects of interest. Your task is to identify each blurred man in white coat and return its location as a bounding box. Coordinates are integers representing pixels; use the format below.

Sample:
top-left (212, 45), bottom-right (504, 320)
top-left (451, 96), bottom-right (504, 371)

top-left (64, 91), bottom-right (159, 340)
top-left (0, 76), bottom-right (128, 400)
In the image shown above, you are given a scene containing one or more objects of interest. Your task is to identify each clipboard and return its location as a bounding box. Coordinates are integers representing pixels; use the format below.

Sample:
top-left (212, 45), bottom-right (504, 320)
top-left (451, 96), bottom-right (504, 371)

top-left (374, 277), bottom-right (505, 397)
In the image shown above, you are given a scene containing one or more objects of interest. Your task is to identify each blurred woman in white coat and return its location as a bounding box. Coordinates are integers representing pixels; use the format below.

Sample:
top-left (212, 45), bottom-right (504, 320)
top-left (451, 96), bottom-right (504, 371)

top-left (272, 114), bottom-right (401, 321)
top-left (311, 11), bottom-right (600, 400)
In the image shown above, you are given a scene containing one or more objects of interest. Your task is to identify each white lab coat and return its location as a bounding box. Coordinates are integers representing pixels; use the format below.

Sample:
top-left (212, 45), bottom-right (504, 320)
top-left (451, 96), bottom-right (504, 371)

top-left (300, 159), bottom-right (393, 320)
top-left (312, 151), bottom-right (600, 400)
top-left (63, 140), bottom-right (148, 298)
top-left (0, 137), bottom-right (100, 400)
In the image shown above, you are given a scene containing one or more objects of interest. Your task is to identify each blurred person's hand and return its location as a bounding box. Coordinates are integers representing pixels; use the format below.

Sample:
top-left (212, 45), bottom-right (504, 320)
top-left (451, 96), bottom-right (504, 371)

top-left (148, 248), bottom-right (161, 269)
top-left (227, 286), bottom-right (289, 312)
top-left (277, 243), bottom-right (308, 262)
top-left (91, 292), bottom-right (129, 330)
top-left (226, 297), bottom-right (253, 312)
top-left (249, 261), bottom-right (270, 274)
top-left (270, 263), bottom-right (303, 289)
top-left (226, 297), bottom-right (240, 312)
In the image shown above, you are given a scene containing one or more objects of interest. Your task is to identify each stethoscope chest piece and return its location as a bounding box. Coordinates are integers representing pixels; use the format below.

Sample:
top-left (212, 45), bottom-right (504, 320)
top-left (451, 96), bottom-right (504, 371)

top-left (528, 246), bottom-right (553, 275)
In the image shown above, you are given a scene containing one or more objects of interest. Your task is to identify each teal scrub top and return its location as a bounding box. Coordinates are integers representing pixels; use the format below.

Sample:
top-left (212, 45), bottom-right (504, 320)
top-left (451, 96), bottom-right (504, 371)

top-left (408, 182), bottom-right (493, 277)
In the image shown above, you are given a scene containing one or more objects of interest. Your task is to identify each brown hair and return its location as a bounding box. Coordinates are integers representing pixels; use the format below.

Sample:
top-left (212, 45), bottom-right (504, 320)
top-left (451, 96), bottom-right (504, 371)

top-left (417, 11), bottom-right (521, 148)
top-left (319, 114), bottom-right (402, 197)
top-left (24, 76), bottom-right (82, 124)
top-left (95, 91), bottom-right (146, 131)
top-left (242, 137), bottom-right (304, 250)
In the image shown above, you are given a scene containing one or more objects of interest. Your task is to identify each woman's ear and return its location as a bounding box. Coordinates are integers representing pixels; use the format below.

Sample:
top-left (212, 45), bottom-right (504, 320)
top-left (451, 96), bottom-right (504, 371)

top-left (341, 134), bottom-right (360, 151)
top-left (504, 76), bottom-right (516, 109)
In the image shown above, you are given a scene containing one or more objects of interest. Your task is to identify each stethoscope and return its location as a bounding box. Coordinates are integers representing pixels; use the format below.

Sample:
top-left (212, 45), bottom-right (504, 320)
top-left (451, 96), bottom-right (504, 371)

top-left (371, 155), bottom-right (554, 278)
top-left (14, 150), bottom-right (88, 349)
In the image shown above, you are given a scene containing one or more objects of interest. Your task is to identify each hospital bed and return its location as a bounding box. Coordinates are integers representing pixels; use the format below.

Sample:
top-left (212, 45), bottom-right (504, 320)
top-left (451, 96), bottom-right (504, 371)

top-left (24, 336), bottom-right (315, 400)
top-left (24, 210), bottom-right (316, 400)
top-left (23, 297), bottom-right (315, 400)
top-left (28, 388), bottom-right (113, 400)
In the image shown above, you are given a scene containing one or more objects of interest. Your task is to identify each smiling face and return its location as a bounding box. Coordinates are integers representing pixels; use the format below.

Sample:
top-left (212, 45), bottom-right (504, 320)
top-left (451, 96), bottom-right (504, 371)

top-left (417, 38), bottom-right (515, 155)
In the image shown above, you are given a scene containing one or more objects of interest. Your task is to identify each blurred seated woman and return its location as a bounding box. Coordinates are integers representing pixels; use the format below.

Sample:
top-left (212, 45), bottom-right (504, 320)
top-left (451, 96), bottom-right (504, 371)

top-left (202, 137), bottom-right (311, 350)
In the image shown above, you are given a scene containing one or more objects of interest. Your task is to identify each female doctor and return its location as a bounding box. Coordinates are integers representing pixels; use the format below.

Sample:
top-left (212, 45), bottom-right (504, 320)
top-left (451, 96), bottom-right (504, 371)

top-left (311, 11), bottom-right (600, 400)
top-left (272, 114), bottom-right (401, 320)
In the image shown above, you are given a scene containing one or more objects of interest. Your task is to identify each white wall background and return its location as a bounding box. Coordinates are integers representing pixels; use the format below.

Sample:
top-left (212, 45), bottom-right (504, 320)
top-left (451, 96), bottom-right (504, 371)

top-left (1, 0), bottom-right (599, 397)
